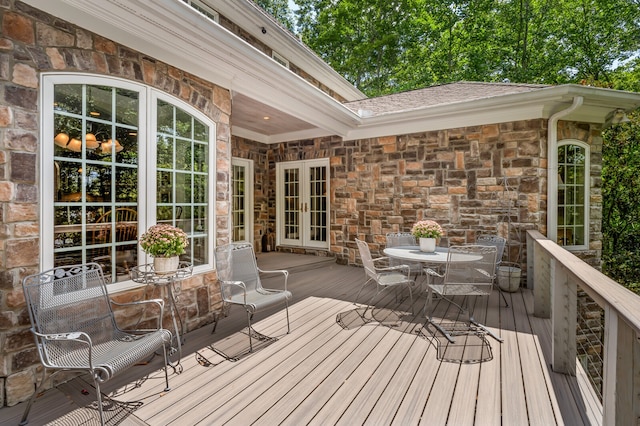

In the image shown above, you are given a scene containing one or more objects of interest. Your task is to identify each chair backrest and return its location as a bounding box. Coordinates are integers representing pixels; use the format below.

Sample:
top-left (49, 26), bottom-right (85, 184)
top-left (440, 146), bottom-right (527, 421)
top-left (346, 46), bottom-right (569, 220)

top-left (442, 245), bottom-right (497, 294)
top-left (93, 207), bottom-right (138, 244)
top-left (355, 238), bottom-right (378, 281)
top-left (215, 242), bottom-right (262, 299)
top-left (476, 235), bottom-right (506, 265)
top-left (22, 263), bottom-right (117, 360)
top-left (385, 232), bottom-right (417, 248)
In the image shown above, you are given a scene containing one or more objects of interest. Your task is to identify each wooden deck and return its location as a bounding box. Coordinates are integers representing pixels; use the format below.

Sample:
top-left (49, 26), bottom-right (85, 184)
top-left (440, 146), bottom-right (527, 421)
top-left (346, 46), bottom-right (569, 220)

top-left (1, 252), bottom-right (597, 425)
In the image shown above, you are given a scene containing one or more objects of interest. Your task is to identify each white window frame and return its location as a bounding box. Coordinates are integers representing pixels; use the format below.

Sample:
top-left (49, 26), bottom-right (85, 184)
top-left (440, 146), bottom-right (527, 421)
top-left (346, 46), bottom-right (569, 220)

top-left (272, 51), bottom-right (290, 69)
top-left (41, 73), bottom-right (216, 292)
top-left (231, 157), bottom-right (254, 243)
top-left (183, 0), bottom-right (219, 23)
top-left (554, 139), bottom-right (590, 250)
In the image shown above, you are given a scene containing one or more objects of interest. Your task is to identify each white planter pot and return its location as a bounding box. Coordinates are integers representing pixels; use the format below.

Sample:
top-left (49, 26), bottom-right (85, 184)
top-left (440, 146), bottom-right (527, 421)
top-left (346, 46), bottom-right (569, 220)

top-left (153, 255), bottom-right (180, 276)
top-left (497, 266), bottom-right (521, 292)
top-left (419, 237), bottom-right (436, 252)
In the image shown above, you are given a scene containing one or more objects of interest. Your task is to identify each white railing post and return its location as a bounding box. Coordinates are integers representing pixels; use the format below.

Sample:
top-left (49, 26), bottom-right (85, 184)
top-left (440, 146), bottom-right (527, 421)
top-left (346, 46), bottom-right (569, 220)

top-left (551, 258), bottom-right (577, 375)
top-left (533, 237), bottom-right (550, 318)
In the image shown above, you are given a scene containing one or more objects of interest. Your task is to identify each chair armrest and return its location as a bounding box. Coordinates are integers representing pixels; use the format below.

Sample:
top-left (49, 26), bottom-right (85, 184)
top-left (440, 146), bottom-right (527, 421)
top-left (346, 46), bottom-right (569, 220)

top-left (257, 268), bottom-right (289, 291)
top-left (474, 268), bottom-right (493, 279)
top-left (111, 298), bottom-right (165, 330)
top-left (424, 268), bottom-right (444, 277)
top-left (220, 280), bottom-right (248, 304)
top-left (376, 264), bottom-right (411, 275)
top-left (33, 329), bottom-right (95, 369)
top-left (36, 329), bottom-right (92, 344)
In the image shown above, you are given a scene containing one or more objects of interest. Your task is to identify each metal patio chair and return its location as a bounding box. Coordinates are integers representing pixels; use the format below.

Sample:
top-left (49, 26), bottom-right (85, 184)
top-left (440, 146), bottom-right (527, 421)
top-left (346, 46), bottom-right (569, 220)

top-left (213, 242), bottom-right (292, 353)
top-left (424, 245), bottom-right (502, 343)
top-left (20, 263), bottom-right (171, 426)
top-left (354, 238), bottom-right (414, 315)
top-left (477, 234), bottom-right (509, 307)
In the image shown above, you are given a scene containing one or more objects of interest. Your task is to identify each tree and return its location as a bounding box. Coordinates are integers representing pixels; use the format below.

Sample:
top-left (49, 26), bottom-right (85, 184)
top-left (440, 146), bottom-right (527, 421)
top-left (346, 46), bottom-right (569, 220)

top-left (292, 0), bottom-right (640, 96)
top-left (255, 0), bottom-right (296, 31)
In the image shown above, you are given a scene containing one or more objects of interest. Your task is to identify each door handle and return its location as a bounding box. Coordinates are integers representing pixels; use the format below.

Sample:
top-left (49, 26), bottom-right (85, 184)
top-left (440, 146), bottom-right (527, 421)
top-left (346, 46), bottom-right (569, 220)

top-left (304, 202), bottom-right (308, 212)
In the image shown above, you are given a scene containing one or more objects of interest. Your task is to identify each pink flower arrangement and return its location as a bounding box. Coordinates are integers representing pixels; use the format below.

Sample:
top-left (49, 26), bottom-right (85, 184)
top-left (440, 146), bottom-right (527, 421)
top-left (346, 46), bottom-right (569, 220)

top-left (139, 224), bottom-right (188, 257)
top-left (411, 220), bottom-right (443, 239)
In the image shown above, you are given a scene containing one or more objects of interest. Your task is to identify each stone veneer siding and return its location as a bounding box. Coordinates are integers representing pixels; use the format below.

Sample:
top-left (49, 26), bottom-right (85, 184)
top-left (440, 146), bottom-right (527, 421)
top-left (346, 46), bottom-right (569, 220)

top-left (235, 119), bottom-right (603, 271)
top-left (0, 1), bottom-right (230, 406)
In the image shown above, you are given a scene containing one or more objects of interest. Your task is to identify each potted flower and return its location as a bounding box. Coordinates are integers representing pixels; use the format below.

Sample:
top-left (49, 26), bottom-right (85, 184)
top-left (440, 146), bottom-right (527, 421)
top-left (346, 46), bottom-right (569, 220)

top-left (139, 224), bottom-right (189, 275)
top-left (411, 220), bottom-right (443, 252)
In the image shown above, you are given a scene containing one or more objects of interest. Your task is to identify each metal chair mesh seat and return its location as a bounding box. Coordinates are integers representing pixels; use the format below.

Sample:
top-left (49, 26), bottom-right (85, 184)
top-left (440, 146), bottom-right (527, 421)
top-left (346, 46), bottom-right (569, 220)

top-left (20, 263), bottom-right (171, 425)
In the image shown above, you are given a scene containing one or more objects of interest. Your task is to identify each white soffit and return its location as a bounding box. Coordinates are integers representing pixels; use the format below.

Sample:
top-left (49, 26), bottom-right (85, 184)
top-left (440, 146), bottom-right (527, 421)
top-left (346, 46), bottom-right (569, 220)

top-left (23, 0), bottom-right (361, 137)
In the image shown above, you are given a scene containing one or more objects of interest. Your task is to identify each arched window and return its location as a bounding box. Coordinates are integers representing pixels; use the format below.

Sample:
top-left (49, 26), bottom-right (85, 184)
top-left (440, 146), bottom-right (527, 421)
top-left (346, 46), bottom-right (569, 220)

top-left (557, 140), bottom-right (589, 248)
top-left (42, 74), bottom-right (215, 287)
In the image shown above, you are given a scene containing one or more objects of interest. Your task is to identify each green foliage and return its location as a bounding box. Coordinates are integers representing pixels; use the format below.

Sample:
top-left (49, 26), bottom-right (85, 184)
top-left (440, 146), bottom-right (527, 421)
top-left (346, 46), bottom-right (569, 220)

top-left (255, 0), bottom-right (296, 31)
top-left (601, 110), bottom-right (640, 294)
top-left (291, 0), bottom-right (640, 96)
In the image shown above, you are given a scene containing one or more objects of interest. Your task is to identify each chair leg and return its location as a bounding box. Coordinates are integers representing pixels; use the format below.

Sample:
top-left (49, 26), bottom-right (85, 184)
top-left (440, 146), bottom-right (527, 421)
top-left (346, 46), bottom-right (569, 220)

top-left (247, 311), bottom-right (254, 352)
top-left (19, 367), bottom-right (49, 425)
top-left (497, 286), bottom-right (510, 307)
top-left (353, 278), bottom-right (373, 306)
top-left (424, 288), bottom-right (456, 344)
top-left (162, 337), bottom-right (171, 392)
top-left (469, 316), bottom-right (504, 342)
top-left (285, 301), bottom-right (290, 334)
top-left (93, 375), bottom-right (105, 425)
top-left (210, 313), bottom-right (219, 334)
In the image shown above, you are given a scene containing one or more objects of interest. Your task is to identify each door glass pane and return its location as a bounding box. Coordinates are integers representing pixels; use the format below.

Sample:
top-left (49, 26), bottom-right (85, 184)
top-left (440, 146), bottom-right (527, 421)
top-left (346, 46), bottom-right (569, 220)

top-left (232, 164), bottom-right (246, 241)
top-left (557, 144), bottom-right (586, 246)
top-left (309, 166), bottom-right (327, 242)
top-left (53, 84), bottom-right (139, 283)
top-left (284, 168), bottom-right (300, 240)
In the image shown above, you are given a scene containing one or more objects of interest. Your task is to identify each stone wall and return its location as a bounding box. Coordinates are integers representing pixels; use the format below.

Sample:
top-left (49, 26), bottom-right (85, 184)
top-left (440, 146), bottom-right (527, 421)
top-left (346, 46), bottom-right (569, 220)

top-left (0, 1), bottom-right (229, 406)
top-left (234, 119), bottom-right (604, 275)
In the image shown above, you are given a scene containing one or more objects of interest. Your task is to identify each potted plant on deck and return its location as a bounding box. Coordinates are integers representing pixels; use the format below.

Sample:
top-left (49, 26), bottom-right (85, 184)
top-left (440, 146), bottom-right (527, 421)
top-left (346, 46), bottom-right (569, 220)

top-left (139, 224), bottom-right (189, 275)
top-left (411, 220), bottom-right (443, 252)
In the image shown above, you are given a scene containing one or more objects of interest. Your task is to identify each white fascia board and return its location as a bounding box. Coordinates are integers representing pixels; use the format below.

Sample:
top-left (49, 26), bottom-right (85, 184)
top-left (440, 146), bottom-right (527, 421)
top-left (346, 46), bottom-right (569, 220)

top-left (213, 1), bottom-right (366, 101)
top-left (346, 104), bottom-right (546, 141)
top-left (23, 0), bottom-right (361, 136)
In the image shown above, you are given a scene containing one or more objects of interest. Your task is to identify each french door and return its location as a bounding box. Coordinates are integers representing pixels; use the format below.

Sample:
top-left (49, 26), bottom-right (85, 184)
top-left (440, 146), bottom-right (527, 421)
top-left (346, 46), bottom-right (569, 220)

top-left (276, 159), bottom-right (329, 249)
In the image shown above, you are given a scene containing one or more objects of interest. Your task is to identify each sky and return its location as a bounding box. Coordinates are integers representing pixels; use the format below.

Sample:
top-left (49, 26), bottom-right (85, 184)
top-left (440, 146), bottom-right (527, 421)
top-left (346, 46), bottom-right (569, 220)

top-left (288, 0), bottom-right (298, 11)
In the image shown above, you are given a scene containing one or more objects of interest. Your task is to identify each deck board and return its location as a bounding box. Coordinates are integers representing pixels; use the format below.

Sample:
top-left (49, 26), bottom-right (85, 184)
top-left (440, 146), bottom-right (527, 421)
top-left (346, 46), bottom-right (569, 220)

top-left (0, 254), bottom-right (599, 426)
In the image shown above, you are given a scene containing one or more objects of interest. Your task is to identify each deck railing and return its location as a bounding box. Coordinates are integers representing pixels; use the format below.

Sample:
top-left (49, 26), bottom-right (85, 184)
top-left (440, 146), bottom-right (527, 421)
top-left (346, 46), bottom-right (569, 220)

top-left (527, 230), bottom-right (640, 425)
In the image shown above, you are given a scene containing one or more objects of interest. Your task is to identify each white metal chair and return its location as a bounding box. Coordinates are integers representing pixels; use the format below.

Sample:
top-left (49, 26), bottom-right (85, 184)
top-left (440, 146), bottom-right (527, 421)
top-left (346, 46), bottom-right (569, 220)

top-left (213, 242), bottom-right (292, 352)
top-left (20, 263), bottom-right (171, 426)
top-left (477, 234), bottom-right (509, 307)
top-left (385, 232), bottom-right (423, 279)
top-left (424, 245), bottom-right (502, 343)
top-left (354, 238), bottom-right (414, 315)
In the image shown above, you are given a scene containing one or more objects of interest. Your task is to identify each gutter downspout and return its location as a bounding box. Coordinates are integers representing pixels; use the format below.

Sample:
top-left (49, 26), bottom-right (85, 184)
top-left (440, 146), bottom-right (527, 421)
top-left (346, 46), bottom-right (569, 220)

top-left (547, 96), bottom-right (583, 241)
